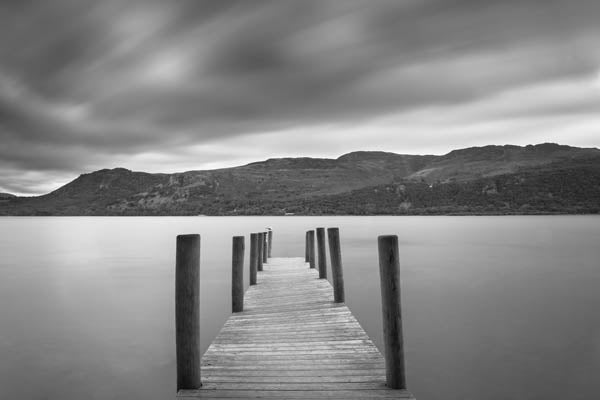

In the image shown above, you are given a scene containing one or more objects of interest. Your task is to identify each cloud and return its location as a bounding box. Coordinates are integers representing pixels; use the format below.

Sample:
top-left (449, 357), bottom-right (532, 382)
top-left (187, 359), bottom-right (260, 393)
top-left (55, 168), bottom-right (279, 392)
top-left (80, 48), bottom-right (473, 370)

top-left (0, 0), bottom-right (599, 195)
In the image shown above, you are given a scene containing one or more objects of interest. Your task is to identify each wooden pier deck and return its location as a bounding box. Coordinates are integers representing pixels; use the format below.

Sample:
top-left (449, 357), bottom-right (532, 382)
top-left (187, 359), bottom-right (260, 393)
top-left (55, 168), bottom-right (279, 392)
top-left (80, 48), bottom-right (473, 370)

top-left (178, 256), bottom-right (415, 399)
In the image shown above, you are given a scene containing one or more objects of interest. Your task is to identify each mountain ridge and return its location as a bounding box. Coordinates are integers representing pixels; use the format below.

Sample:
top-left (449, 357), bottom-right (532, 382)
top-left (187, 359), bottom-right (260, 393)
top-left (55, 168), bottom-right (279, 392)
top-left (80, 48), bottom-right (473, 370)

top-left (2, 143), bottom-right (599, 215)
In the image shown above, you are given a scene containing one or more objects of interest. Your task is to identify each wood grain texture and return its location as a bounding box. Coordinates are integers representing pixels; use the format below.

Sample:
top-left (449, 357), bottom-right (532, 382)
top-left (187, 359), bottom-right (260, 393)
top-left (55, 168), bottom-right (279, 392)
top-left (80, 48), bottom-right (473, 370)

top-left (249, 234), bottom-right (258, 286)
top-left (316, 228), bottom-right (328, 279)
top-left (176, 234), bottom-right (201, 391)
top-left (231, 236), bottom-right (244, 313)
top-left (378, 236), bottom-right (406, 390)
top-left (178, 257), bottom-right (415, 399)
top-left (262, 231), bottom-right (268, 263)
top-left (307, 230), bottom-right (315, 269)
top-left (257, 233), bottom-right (264, 272)
top-left (305, 231), bottom-right (310, 262)
top-left (327, 228), bottom-right (345, 303)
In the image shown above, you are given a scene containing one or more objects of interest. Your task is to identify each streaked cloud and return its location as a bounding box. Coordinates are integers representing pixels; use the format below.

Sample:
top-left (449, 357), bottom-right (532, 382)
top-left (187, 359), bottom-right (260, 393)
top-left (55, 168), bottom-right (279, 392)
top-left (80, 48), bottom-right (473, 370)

top-left (1, 0), bottom-right (599, 195)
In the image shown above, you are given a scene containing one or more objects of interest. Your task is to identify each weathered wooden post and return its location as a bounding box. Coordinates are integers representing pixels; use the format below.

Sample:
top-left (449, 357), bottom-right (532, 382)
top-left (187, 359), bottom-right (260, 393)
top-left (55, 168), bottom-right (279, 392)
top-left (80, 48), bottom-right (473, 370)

top-left (268, 229), bottom-right (273, 258)
top-left (232, 236), bottom-right (245, 313)
top-left (378, 235), bottom-right (407, 390)
top-left (305, 231), bottom-right (310, 263)
top-left (307, 230), bottom-right (315, 269)
top-left (316, 227), bottom-right (327, 279)
top-left (257, 232), bottom-right (264, 272)
top-left (327, 228), bottom-right (345, 303)
top-left (262, 231), bottom-right (268, 263)
top-left (175, 234), bottom-right (201, 391)
top-left (249, 233), bottom-right (258, 285)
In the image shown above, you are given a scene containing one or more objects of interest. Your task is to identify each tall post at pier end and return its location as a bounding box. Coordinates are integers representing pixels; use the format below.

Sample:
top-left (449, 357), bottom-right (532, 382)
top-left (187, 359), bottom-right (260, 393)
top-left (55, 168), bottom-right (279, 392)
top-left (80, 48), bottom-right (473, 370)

top-left (257, 233), bottom-right (264, 272)
top-left (377, 235), bottom-right (407, 390)
top-left (175, 234), bottom-right (201, 391)
top-left (305, 231), bottom-right (310, 263)
top-left (249, 233), bottom-right (258, 285)
top-left (262, 231), bottom-right (268, 264)
top-left (316, 227), bottom-right (327, 279)
top-left (327, 228), bottom-right (345, 303)
top-left (267, 229), bottom-right (273, 258)
top-left (232, 236), bottom-right (245, 313)
top-left (307, 230), bottom-right (315, 269)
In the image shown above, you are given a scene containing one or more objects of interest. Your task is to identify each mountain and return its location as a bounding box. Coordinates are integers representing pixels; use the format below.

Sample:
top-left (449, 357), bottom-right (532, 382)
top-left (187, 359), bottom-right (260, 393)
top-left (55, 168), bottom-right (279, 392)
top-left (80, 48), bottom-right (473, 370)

top-left (1, 143), bottom-right (599, 215)
top-left (0, 193), bottom-right (16, 200)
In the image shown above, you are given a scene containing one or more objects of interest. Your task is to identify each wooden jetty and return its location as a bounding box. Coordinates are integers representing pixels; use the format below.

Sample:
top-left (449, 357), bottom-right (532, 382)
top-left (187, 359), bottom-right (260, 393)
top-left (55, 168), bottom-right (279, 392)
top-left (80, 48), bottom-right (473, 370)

top-left (176, 230), bottom-right (415, 399)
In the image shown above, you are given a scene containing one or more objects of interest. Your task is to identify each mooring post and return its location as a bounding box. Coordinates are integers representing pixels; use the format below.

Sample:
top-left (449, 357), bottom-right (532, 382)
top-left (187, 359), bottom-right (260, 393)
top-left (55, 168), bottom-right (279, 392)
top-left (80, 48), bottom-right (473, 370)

top-left (175, 234), bottom-right (201, 391)
top-left (327, 228), bottom-right (345, 303)
top-left (316, 227), bottom-right (327, 279)
top-left (268, 229), bottom-right (273, 258)
top-left (257, 232), bottom-right (264, 272)
top-left (378, 235), bottom-right (407, 390)
top-left (262, 231), bottom-right (268, 263)
top-left (232, 236), bottom-right (245, 313)
top-left (307, 230), bottom-right (315, 269)
top-left (305, 231), bottom-right (310, 263)
top-left (249, 233), bottom-right (258, 285)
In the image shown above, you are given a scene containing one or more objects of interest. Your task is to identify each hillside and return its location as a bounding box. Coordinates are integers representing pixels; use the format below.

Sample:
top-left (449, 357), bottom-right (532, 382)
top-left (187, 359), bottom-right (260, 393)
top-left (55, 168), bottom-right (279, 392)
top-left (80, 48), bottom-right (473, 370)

top-left (1, 143), bottom-right (599, 215)
top-left (0, 193), bottom-right (16, 200)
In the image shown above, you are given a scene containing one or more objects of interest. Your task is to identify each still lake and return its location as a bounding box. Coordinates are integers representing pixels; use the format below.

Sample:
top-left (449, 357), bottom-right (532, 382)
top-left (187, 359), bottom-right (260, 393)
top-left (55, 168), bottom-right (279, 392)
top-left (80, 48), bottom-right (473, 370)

top-left (0, 216), bottom-right (599, 399)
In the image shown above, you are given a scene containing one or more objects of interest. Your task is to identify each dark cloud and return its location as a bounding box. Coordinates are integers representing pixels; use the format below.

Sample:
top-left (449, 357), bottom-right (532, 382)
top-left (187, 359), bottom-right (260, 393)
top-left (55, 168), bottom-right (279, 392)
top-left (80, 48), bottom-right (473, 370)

top-left (0, 0), bottom-right (599, 194)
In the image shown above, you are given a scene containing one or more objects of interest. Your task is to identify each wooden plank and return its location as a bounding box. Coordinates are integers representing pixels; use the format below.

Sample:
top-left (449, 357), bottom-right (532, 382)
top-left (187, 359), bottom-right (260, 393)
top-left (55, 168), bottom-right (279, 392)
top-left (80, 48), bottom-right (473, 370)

top-left (178, 257), bottom-right (415, 399)
top-left (199, 368), bottom-right (387, 376)
top-left (201, 364), bottom-right (387, 371)
top-left (203, 376), bottom-right (391, 383)
top-left (179, 389), bottom-right (415, 399)
top-left (198, 382), bottom-right (393, 390)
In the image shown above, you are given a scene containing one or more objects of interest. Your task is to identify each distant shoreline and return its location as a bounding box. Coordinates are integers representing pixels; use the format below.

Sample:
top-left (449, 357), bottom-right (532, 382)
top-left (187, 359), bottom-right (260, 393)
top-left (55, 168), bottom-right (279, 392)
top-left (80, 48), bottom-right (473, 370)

top-left (1, 211), bottom-right (598, 217)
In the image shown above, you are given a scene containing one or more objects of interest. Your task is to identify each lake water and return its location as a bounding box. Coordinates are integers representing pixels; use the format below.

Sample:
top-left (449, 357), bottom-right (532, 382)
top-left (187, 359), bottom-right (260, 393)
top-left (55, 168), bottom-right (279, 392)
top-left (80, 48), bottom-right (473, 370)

top-left (0, 216), bottom-right (599, 400)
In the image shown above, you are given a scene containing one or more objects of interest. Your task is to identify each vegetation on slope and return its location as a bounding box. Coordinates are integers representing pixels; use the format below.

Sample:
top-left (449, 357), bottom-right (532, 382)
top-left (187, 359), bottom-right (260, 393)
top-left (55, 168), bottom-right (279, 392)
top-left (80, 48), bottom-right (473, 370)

top-left (1, 144), bottom-right (599, 215)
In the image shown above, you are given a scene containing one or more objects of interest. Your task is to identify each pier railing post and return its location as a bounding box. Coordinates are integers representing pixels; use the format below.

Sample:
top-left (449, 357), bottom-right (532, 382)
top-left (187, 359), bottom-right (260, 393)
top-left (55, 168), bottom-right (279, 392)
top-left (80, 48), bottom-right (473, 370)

top-left (232, 236), bottom-right (245, 313)
top-left (377, 235), bottom-right (407, 390)
top-left (257, 233), bottom-right (264, 272)
top-left (262, 231), bottom-right (268, 263)
top-left (268, 229), bottom-right (273, 258)
top-left (249, 233), bottom-right (258, 285)
top-left (175, 234), bottom-right (201, 391)
top-left (307, 230), bottom-right (315, 269)
top-left (316, 227), bottom-right (328, 279)
top-left (327, 228), bottom-right (345, 303)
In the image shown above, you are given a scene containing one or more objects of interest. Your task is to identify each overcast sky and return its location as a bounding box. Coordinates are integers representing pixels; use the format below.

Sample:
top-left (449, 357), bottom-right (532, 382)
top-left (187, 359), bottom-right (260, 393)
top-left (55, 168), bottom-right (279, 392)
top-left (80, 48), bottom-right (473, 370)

top-left (1, 0), bottom-right (599, 195)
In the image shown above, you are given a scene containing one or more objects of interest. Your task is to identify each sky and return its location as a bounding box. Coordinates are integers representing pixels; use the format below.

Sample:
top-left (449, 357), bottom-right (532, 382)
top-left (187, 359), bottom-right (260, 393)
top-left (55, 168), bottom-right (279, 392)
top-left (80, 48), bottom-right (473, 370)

top-left (1, 0), bottom-right (599, 196)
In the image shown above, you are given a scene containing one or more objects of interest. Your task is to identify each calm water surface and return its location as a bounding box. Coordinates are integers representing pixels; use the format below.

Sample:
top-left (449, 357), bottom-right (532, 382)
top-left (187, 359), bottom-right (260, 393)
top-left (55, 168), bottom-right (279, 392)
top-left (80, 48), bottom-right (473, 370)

top-left (0, 216), bottom-right (599, 399)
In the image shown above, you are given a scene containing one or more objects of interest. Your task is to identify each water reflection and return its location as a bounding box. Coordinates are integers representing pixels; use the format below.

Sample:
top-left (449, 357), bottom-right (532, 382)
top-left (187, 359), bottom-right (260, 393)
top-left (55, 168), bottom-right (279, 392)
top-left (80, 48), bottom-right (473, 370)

top-left (0, 216), bottom-right (599, 399)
